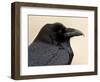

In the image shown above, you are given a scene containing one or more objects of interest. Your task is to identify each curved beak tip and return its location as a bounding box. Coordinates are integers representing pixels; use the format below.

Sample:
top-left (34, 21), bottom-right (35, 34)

top-left (81, 33), bottom-right (85, 37)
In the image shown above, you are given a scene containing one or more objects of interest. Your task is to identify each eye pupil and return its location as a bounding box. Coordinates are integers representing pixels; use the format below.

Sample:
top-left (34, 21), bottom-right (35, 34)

top-left (58, 30), bottom-right (62, 33)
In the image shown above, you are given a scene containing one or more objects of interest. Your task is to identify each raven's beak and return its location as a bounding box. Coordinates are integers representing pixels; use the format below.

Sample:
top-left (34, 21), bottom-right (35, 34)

top-left (64, 28), bottom-right (84, 37)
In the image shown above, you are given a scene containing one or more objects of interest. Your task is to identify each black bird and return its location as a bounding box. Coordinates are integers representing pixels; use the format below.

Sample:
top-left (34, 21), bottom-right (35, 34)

top-left (28, 23), bottom-right (83, 66)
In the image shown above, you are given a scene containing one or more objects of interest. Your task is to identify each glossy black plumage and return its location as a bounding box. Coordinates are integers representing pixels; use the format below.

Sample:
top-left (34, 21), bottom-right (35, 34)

top-left (28, 23), bottom-right (83, 66)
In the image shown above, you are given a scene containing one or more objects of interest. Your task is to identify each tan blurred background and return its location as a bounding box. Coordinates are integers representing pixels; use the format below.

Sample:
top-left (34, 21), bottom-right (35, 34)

top-left (28, 15), bottom-right (88, 65)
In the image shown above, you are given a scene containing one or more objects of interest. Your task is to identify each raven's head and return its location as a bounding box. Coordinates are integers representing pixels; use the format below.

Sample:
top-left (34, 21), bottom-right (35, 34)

top-left (51, 23), bottom-right (84, 43)
top-left (34, 22), bottom-right (84, 44)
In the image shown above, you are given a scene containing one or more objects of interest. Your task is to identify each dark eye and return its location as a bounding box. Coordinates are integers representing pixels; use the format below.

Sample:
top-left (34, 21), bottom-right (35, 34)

top-left (58, 28), bottom-right (66, 34)
top-left (58, 29), bottom-right (62, 33)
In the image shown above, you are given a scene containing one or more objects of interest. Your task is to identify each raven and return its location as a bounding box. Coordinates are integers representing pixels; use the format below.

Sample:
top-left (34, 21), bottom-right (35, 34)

top-left (28, 23), bottom-right (83, 66)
